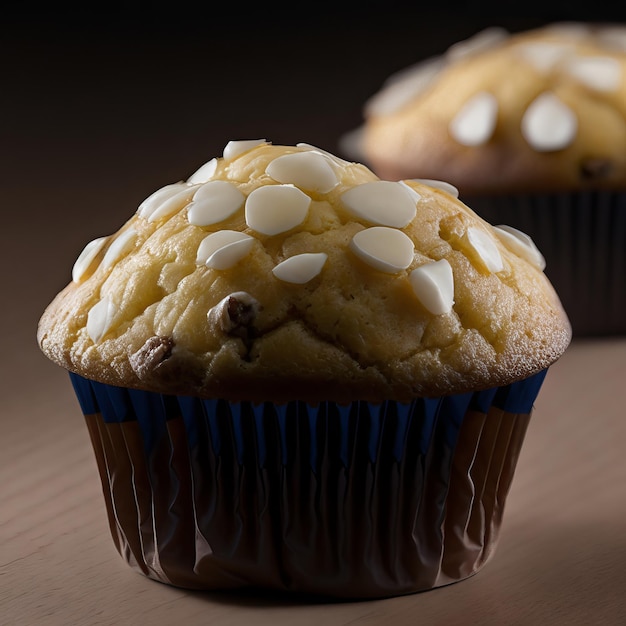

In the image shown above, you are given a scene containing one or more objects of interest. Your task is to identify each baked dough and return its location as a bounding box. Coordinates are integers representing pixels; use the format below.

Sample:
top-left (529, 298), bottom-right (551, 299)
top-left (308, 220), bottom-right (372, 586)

top-left (38, 141), bottom-right (571, 402)
top-left (344, 22), bottom-right (626, 194)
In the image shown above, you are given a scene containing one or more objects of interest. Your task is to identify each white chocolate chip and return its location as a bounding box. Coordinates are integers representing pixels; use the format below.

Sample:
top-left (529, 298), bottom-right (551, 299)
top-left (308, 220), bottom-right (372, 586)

top-left (349, 226), bottom-right (415, 273)
top-left (544, 21), bottom-right (590, 40)
top-left (138, 184), bottom-right (199, 223)
top-left (364, 57), bottom-right (445, 117)
top-left (446, 26), bottom-right (509, 61)
top-left (72, 236), bottom-right (108, 283)
top-left (336, 128), bottom-right (365, 162)
top-left (409, 259), bottom-right (455, 315)
top-left (223, 139), bottom-right (267, 161)
top-left (196, 230), bottom-right (255, 270)
top-left (187, 181), bottom-right (245, 226)
top-left (597, 26), bottom-right (626, 53)
top-left (449, 91), bottom-right (498, 146)
top-left (564, 55), bottom-right (622, 92)
top-left (467, 227), bottom-right (504, 273)
top-left (245, 184), bottom-right (311, 236)
top-left (410, 178), bottom-right (459, 198)
top-left (340, 181), bottom-right (417, 227)
top-left (207, 239), bottom-right (255, 270)
top-left (494, 225), bottom-right (546, 271)
top-left (137, 183), bottom-right (188, 220)
top-left (295, 143), bottom-right (352, 167)
top-left (187, 158), bottom-right (217, 184)
top-left (515, 41), bottom-right (574, 72)
top-left (87, 296), bottom-right (117, 343)
top-left (521, 92), bottom-right (577, 152)
top-left (266, 151), bottom-right (339, 193)
top-left (101, 228), bottom-right (138, 272)
top-left (272, 253), bottom-right (328, 284)
top-left (398, 180), bottom-right (422, 203)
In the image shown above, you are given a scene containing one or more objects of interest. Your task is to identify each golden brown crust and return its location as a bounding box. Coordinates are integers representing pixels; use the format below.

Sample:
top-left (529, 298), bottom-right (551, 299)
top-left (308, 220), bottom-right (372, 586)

top-left (37, 142), bottom-right (571, 403)
top-left (352, 23), bottom-right (626, 194)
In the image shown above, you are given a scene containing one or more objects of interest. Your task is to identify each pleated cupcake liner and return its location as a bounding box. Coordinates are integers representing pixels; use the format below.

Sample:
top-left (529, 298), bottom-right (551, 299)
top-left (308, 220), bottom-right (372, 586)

top-left (466, 190), bottom-right (626, 337)
top-left (69, 369), bottom-right (547, 599)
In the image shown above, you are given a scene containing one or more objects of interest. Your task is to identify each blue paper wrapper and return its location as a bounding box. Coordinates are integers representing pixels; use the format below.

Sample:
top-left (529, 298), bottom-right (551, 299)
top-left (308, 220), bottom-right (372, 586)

top-left (467, 190), bottom-right (626, 337)
top-left (70, 370), bottom-right (547, 599)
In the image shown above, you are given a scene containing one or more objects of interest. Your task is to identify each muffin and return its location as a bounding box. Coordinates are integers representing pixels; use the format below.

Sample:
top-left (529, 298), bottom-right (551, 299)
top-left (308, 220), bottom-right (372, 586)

top-left (38, 140), bottom-right (571, 599)
top-left (342, 22), bottom-right (626, 336)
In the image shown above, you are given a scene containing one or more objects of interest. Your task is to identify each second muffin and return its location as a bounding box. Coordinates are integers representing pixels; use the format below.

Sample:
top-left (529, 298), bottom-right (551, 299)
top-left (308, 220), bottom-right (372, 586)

top-left (343, 22), bottom-right (626, 335)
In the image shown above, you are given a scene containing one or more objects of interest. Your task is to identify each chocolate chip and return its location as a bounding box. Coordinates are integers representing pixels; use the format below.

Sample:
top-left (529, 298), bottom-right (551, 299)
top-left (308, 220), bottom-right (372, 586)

top-left (580, 158), bottom-right (613, 180)
top-left (208, 291), bottom-right (261, 342)
top-left (226, 295), bottom-right (257, 331)
top-left (130, 336), bottom-right (175, 379)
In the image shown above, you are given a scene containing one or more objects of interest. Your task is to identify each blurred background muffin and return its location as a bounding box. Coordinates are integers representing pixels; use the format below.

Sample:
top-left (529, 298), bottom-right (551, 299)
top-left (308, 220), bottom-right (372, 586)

top-left (340, 22), bottom-right (626, 336)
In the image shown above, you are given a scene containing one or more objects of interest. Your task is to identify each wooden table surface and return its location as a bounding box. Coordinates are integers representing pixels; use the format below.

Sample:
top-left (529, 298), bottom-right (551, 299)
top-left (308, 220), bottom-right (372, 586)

top-left (2, 11), bottom-right (626, 626)
top-left (3, 336), bottom-right (626, 625)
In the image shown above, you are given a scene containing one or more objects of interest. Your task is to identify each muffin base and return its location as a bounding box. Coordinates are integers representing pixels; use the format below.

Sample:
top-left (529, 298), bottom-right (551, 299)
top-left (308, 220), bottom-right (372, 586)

top-left (467, 190), bottom-right (626, 337)
top-left (70, 370), bottom-right (547, 599)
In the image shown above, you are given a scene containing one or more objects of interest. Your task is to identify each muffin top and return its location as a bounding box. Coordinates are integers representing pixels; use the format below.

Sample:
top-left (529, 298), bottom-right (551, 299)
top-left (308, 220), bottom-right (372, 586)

top-left (38, 141), bottom-right (571, 403)
top-left (343, 22), bottom-right (626, 194)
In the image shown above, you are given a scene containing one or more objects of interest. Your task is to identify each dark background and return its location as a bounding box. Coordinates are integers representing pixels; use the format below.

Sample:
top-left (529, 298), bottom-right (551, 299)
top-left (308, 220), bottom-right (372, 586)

top-left (2, 9), bottom-right (625, 624)
top-left (2, 5), bottom-right (625, 317)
